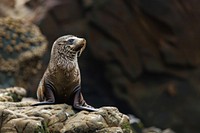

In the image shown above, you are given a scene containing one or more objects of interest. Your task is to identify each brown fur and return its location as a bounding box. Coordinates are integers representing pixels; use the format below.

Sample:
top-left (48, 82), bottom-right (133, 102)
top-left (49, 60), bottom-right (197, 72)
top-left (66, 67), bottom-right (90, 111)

top-left (33, 35), bottom-right (97, 111)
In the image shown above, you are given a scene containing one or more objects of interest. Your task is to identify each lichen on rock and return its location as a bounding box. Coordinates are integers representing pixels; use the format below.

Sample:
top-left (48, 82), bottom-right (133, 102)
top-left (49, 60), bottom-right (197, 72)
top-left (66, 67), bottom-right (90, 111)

top-left (0, 87), bottom-right (132, 133)
top-left (61, 107), bottom-right (131, 133)
top-left (0, 17), bottom-right (47, 89)
top-left (0, 87), bottom-right (26, 102)
top-left (0, 102), bottom-right (132, 133)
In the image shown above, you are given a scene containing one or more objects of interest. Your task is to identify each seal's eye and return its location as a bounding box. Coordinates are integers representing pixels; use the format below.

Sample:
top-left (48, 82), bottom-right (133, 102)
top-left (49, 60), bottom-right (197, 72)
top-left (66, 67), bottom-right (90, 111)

top-left (67, 39), bottom-right (74, 45)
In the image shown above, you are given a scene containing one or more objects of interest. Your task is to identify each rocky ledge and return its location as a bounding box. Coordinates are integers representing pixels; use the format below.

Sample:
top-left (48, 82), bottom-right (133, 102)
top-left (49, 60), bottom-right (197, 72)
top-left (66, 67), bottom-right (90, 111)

top-left (0, 87), bottom-right (132, 133)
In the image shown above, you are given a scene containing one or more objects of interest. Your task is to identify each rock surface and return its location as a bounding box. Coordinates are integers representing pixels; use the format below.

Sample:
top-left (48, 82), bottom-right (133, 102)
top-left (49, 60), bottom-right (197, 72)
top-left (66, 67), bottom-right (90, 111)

top-left (0, 17), bottom-right (47, 91)
top-left (0, 87), bottom-right (132, 133)
top-left (0, 87), bottom-right (26, 102)
top-left (0, 0), bottom-right (55, 23)
top-left (143, 127), bottom-right (175, 133)
top-left (0, 102), bottom-right (131, 133)
top-left (0, 87), bottom-right (176, 133)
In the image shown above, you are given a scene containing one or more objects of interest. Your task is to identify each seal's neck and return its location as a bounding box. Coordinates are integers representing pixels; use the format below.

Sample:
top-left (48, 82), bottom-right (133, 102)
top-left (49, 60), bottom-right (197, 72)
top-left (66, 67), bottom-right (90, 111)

top-left (49, 53), bottom-right (78, 71)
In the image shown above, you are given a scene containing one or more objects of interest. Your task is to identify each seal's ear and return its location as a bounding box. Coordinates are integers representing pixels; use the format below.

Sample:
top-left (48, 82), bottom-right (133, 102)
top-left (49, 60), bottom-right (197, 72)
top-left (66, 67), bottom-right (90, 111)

top-left (78, 44), bottom-right (86, 57)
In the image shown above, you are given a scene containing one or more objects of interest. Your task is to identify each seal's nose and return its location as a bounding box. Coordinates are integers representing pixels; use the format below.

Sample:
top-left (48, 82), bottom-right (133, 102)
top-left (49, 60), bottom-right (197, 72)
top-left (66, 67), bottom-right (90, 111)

top-left (82, 39), bottom-right (86, 45)
top-left (72, 38), bottom-right (86, 51)
top-left (78, 38), bottom-right (86, 47)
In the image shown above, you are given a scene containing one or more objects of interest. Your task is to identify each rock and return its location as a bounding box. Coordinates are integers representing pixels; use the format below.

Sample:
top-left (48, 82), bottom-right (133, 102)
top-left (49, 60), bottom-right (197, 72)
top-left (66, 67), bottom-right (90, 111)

top-left (0, 87), bottom-right (133, 132)
top-left (143, 127), bottom-right (175, 133)
top-left (0, 0), bottom-right (56, 23)
top-left (0, 17), bottom-right (47, 91)
top-left (0, 102), bottom-right (132, 133)
top-left (0, 87), bottom-right (26, 102)
top-left (128, 114), bottom-right (143, 133)
top-left (96, 127), bottom-right (123, 133)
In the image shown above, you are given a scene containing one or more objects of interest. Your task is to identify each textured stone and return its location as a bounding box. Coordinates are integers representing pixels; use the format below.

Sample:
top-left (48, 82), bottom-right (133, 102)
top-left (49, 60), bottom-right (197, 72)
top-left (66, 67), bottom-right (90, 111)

top-left (96, 127), bottom-right (123, 133)
top-left (0, 102), bottom-right (132, 133)
top-left (0, 87), bottom-right (26, 102)
top-left (0, 87), bottom-right (132, 133)
top-left (143, 127), bottom-right (175, 133)
top-left (0, 17), bottom-right (47, 91)
top-left (0, 0), bottom-right (55, 23)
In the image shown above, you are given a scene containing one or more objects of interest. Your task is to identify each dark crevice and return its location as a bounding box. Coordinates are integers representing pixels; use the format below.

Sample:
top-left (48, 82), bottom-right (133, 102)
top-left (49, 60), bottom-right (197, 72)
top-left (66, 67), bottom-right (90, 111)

top-left (22, 121), bottom-right (29, 132)
top-left (0, 110), bottom-right (3, 132)
top-left (14, 125), bottom-right (19, 133)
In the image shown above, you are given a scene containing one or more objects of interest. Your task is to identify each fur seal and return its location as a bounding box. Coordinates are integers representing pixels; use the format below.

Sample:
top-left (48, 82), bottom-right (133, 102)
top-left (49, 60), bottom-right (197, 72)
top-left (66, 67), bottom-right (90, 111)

top-left (33, 35), bottom-right (97, 111)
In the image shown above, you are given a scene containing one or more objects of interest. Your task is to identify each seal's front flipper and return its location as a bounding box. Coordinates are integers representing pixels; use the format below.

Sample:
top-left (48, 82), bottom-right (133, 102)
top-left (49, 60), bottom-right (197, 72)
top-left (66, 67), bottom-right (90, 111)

top-left (32, 101), bottom-right (55, 106)
top-left (73, 89), bottom-right (99, 111)
top-left (80, 102), bottom-right (99, 111)
top-left (32, 84), bottom-right (56, 106)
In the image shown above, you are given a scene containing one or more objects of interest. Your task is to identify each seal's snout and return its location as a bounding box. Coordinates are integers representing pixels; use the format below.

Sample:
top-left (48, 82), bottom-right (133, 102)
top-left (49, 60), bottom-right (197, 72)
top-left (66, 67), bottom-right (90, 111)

top-left (72, 38), bottom-right (86, 51)
top-left (80, 38), bottom-right (86, 45)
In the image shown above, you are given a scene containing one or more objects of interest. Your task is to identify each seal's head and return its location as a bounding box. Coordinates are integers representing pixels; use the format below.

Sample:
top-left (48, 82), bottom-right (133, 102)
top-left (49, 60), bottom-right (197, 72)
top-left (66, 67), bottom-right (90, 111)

top-left (51, 35), bottom-right (86, 61)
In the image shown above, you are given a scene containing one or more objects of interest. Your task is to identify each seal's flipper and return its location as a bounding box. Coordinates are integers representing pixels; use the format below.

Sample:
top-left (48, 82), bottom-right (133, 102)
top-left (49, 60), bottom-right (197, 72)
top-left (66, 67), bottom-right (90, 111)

top-left (73, 89), bottom-right (98, 111)
top-left (32, 101), bottom-right (55, 106)
top-left (32, 84), bottom-right (56, 106)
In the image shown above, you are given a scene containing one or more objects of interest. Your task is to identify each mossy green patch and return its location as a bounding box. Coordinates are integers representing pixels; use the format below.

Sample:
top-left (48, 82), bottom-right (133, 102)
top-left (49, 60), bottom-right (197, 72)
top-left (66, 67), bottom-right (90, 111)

top-left (35, 122), bottom-right (49, 133)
